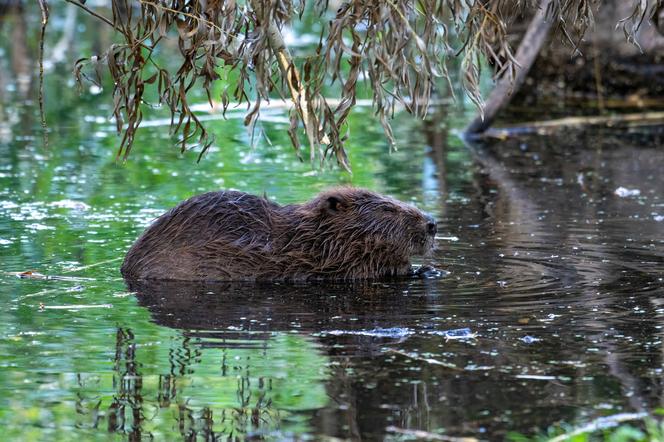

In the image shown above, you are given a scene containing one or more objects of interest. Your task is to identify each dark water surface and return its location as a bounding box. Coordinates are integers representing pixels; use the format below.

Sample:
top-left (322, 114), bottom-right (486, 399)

top-left (2, 4), bottom-right (664, 441)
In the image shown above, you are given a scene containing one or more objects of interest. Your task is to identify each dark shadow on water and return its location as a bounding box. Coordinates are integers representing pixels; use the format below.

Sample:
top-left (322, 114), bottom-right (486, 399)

top-left (128, 277), bottom-right (437, 347)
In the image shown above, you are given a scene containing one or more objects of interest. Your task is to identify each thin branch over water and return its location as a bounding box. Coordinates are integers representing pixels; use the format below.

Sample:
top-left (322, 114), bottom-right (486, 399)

top-left (37, 0), bottom-right (49, 147)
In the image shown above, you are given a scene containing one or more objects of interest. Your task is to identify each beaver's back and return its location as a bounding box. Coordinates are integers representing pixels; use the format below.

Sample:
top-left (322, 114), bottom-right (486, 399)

top-left (121, 191), bottom-right (282, 280)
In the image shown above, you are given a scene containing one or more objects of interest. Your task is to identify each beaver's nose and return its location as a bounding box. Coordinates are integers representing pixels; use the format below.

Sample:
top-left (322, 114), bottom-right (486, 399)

top-left (426, 215), bottom-right (437, 236)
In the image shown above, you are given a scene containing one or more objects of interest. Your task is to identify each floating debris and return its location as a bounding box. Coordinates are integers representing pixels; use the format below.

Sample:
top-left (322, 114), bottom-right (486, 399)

top-left (614, 187), bottom-right (641, 197)
top-left (15, 271), bottom-right (48, 279)
top-left (50, 200), bottom-right (90, 210)
top-left (414, 265), bottom-right (448, 279)
top-left (324, 327), bottom-right (413, 338)
top-left (515, 374), bottom-right (557, 380)
top-left (429, 328), bottom-right (477, 340)
top-left (521, 335), bottom-right (541, 344)
top-left (40, 304), bottom-right (113, 310)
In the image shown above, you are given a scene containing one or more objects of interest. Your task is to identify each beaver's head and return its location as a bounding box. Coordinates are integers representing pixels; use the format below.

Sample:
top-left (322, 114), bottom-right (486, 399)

top-left (304, 187), bottom-right (437, 259)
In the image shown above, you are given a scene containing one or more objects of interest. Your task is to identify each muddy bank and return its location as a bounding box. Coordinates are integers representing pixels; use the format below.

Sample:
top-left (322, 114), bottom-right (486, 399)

top-left (510, 2), bottom-right (664, 110)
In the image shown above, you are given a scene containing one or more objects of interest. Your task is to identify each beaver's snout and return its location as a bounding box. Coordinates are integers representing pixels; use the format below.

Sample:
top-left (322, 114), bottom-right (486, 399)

top-left (412, 213), bottom-right (437, 255)
top-left (425, 214), bottom-right (437, 236)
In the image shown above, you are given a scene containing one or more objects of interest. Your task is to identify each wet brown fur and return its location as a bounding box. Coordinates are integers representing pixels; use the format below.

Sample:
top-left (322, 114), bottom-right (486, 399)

top-left (121, 188), bottom-right (436, 281)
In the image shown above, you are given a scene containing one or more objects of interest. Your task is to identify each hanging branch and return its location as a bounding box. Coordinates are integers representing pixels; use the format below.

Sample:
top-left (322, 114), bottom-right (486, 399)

top-left (62, 0), bottom-right (659, 168)
top-left (249, 0), bottom-right (333, 168)
top-left (37, 0), bottom-right (49, 146)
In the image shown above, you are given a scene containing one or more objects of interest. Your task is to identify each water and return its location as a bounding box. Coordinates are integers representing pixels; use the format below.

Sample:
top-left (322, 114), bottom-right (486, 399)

top-left (2, 4), bottom-right (664, 441)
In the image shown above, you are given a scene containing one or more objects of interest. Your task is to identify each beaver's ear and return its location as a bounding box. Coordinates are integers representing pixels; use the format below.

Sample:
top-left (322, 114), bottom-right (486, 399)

top-left (323, 195), bottom-right (347, 214)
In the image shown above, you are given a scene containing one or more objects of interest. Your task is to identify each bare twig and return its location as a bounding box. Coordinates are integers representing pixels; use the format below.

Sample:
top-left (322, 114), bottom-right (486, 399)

top-left (64, 0), bottom-right (114, 28)
top-left (385, 348), bottom-right (461, 370)
top-left (37, 0), bottom-right (49, 147)
top-left (61, 257), bottom-right (123, 273)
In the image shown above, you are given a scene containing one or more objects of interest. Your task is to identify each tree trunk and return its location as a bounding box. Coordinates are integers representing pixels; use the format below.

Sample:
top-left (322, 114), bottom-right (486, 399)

top-left (464, 0), bottom-right (555, 136)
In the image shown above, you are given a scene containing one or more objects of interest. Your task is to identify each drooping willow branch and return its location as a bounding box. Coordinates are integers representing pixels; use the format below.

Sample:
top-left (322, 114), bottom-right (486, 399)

top-left (64, 0), bottom-right (661, 169)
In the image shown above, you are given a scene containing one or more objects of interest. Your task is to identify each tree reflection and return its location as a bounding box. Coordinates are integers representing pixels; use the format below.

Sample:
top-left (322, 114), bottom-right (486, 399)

top-left (77, 281), bottom-right (340, 440)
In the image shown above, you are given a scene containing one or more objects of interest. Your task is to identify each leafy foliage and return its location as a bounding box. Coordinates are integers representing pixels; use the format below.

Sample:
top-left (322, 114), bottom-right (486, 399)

top-left (507, 412), bottom-right (664, 442)
top-left (67, 0), bottom-right (663, 169)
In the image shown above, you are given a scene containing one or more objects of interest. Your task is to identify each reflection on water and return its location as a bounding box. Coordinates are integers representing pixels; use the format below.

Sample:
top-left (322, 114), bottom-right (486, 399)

top-left (94, 324), bottom-right (328, 440)
top-left (2, 2), bottom-right (664, 440)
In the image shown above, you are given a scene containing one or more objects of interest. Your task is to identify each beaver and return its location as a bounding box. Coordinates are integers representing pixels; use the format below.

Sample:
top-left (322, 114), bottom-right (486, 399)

top-left (121, 187), bottom-right (437, 281)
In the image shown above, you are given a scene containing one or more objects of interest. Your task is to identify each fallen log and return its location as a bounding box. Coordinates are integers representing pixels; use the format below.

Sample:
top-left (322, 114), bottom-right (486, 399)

top-left (478, 111), bottom-right (664, 139)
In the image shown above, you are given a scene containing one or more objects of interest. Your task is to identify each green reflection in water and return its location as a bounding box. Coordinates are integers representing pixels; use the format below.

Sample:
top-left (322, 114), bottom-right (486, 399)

top-left (0, 3), bottom-right (472, 439)
top-left (0, 319), bottom-right (328, 439)
top-left (0, 276), bottom-right (329, 439)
